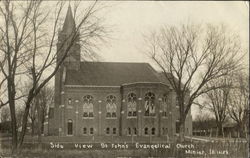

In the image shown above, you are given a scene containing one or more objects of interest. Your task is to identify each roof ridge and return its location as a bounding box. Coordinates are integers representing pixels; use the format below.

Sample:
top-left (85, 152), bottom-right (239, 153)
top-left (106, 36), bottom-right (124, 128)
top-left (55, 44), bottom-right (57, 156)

top-left (80, 61), bottom-right (149, 64)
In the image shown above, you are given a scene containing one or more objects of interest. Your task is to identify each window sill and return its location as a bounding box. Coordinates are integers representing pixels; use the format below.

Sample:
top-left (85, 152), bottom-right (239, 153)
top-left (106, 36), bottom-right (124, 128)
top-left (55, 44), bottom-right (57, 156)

top-left (143, 116), bottom-right (157, 118)
top-left (127, 116), bottom-right (137, 119)
top-left (106, 117), bottom-right (117, 119)
top-left (82, 117), bottom-right (94, 119)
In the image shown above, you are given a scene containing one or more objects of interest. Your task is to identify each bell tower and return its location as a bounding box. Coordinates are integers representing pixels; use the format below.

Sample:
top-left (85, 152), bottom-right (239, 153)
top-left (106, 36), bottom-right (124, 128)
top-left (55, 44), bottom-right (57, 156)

top-left (52, 5), bottom-right (81, 135)
top-left (57, 4), bottom-right (80, 70)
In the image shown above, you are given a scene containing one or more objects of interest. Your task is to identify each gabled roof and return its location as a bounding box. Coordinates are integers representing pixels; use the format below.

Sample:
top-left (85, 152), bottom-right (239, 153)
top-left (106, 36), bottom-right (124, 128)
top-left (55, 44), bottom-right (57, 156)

top-left (65, 62), bottom-right (164, 86)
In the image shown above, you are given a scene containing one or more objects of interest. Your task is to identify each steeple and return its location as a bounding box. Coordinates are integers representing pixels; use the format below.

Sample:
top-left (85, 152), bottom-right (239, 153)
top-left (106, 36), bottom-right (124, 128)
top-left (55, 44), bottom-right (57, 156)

top-left (62, 4), bottom-right (76, 35)
top-left (56, 4), bottom-right (80, 70)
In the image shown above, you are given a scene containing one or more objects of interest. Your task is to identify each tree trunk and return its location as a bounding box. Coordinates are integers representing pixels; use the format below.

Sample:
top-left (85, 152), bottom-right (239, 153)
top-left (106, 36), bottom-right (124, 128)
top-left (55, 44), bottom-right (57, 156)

top-left (8, 81), bottom-right (18, 154)
top-left (179, 121), bottom-right (185, 142)
top-left (18, 100), bottom-right (32, 148)
top-left (37, 104), bottom-right (42, 149)
top-left (31, 119), bottom-right (35, 137)
top-left (217, 122), bottom-right (223, 137)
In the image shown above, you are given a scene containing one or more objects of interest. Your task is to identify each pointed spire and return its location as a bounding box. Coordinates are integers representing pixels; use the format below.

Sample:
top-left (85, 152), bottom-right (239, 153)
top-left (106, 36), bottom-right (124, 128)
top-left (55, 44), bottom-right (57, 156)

top-left (62, 4), bottom-right (76, 34)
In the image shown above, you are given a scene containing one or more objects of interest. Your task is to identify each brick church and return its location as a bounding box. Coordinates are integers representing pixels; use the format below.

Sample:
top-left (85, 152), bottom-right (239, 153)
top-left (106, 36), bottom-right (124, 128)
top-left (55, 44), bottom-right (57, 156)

top-left (47, 6), bottom-right (192, 138)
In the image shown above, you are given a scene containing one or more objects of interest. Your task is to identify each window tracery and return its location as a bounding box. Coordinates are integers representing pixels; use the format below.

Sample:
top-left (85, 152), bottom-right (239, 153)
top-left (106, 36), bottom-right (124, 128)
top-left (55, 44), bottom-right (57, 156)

top-left (127, 93), bottom-right (137, 117)
top-left (83, 95), bottom-right (94, 118)
top-left (106, 95), bottom-right (117, 118)
top-left (144, 92), bottom-right (155, 116)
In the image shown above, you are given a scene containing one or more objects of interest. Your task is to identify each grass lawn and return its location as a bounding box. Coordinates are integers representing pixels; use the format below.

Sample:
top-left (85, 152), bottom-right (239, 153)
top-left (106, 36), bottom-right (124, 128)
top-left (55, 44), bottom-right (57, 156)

top-left (0, 135), bottom-right (248, 158)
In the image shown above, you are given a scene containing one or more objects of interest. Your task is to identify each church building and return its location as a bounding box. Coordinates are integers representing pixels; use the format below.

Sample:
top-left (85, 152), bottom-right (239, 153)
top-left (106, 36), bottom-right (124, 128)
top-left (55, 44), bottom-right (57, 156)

top-left (47, 6), bottom-right (192, 138)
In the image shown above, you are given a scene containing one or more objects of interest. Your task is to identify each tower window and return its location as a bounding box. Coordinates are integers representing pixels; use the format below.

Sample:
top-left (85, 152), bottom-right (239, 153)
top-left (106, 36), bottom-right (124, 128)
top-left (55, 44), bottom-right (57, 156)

top-left (67, 119), bottom-right (73, 135)
top-left (68, 98), bottom-right (72, 105)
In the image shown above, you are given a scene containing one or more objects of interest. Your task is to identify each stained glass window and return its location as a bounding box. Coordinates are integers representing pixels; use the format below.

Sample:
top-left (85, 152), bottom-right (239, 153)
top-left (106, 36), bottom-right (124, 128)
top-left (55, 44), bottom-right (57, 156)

top-left (106, 95), bottom-right (117, 118)
top-left (162, 94), bottom-right (168, 117)
top-left (127, 93), bottom-right (137, 117)
top-left (83, 95), bottom-right (94, 118)
top-left (144, 92), bottom-right (155, 116)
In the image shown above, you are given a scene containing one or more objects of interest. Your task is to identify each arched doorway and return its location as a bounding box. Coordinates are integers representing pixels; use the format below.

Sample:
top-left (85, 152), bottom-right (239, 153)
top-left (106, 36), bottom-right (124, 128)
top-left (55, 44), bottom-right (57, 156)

top-left (67, 119), bottom-right (73, 135)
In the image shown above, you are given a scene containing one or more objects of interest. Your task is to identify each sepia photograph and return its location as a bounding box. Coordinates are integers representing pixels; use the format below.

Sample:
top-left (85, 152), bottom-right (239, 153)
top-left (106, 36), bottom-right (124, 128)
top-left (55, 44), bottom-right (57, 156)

top-left (0, 1), bottom-right (249, 158)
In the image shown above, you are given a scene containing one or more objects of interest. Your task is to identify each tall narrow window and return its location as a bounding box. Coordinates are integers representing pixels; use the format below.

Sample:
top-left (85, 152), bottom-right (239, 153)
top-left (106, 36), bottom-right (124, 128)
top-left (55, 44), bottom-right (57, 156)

top-left (83, 95), bottom-right (94, 118)
top-left (127, 93), bottom-right (137, 117)
top-left (152, 127), bottom-right (156, 135)
top-left (113, 128), bottom-right (117, 135)
top-left (90, 127), bottom-right (94, 135)
top-left (83, 127), bottom-right (87, 135)
top-left (134, 128), bottom-right (137, 135)
top-left (162, 94), bottom-right (168, 117)
top-left (67, 119), bottom-right (73, 135)
top-left (144, 92), bottom-right (155, 116)
top-left (127, 128), bottom-right (131, 135)
top-left (106, 127), bottom-right (110, 135)
top-left (106, 95), bottom-right (117, 118)
top-left (144, 127), bottom-right (148, 135)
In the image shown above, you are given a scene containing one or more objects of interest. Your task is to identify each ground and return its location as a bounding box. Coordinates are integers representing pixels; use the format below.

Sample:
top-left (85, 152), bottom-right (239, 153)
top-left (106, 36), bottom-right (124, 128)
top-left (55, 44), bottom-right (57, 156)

top-left (0, 134), bottom-right (248, 158)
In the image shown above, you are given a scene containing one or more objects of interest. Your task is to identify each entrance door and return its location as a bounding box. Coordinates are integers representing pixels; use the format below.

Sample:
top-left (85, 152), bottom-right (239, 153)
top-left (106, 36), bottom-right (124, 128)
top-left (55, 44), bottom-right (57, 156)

top-left (67, 119), bottom-right (73, 135)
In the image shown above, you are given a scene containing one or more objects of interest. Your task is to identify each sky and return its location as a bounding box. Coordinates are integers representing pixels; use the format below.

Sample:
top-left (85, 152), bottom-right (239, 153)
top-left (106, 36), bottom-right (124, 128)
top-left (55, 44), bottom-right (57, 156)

top-left (0, 1), bottom-right (248, 119)
top-left (97, 1), bottom-right (249, 64)
top-left (90, 1), bottom-right (248, 118)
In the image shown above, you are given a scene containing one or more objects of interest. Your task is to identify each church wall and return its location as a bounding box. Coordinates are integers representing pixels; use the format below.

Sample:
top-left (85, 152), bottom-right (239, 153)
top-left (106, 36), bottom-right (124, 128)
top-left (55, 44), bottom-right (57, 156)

top-left (63, 86), bottom-right (121, 136)
top-left (121, 83), bottom-right (176, 138)
top-left (52, 83), bottom-right (192, 137)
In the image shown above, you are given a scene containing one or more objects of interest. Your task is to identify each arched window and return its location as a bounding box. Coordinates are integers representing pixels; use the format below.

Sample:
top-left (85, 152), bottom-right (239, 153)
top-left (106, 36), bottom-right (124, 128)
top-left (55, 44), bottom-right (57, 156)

top-left (106, 95), bottom-right (117, 118)
top-left (83, 127), bottom-right (87, 135)
top-left (83, 95), bottom-right (94, 118)
top-left (127, 93), bottom-right (137, 117)
top-left (144, 92), bottom-right (155, 116)
top-left (162, 94), bottom-right (168, 117)
top-left (67, 119), bottom-right (73, 135)
top-left (152, 127), bottom-right (156, 135)
top-left (144, 127), bottom-right (148, 135)
top-left (90, 127), bottom-right (94, 135)
top-left (68, 98), bottom-right (72, 105)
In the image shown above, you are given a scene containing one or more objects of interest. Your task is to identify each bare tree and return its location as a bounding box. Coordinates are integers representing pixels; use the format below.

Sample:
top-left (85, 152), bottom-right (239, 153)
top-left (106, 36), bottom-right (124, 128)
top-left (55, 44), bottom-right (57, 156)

top-left (228, 71), bottom-right (249, 137)
top-left (144, 23), bottom-right (244, 141)
top-left (203, 76), bottom-right (232, 136)
top-left (0, 1), bottom-right (107, 153)
top-left (27, 84), bottom-right (53, 137)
